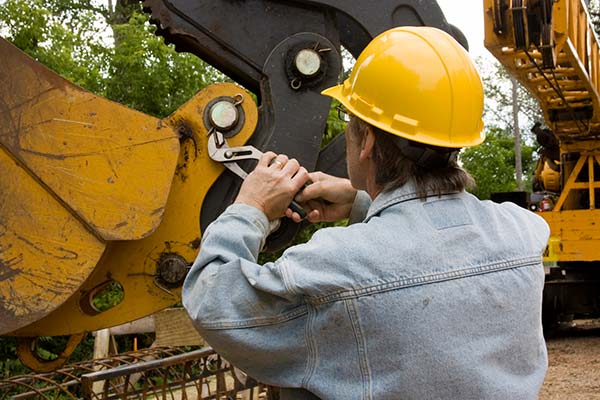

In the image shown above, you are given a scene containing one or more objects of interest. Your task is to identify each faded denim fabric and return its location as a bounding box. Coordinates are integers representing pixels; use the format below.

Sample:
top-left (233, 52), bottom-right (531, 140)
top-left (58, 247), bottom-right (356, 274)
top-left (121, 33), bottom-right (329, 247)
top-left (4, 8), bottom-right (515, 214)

top-left (183, 181), bottom-right (550, 400)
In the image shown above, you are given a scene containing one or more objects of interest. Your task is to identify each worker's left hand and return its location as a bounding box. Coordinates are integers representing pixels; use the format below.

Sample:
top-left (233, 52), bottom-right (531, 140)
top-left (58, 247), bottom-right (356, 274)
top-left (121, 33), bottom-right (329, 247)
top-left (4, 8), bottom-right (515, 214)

top-left (290, 171), bottom-right (357, 223)
top-left (234, 151), bottom-right (310, 221)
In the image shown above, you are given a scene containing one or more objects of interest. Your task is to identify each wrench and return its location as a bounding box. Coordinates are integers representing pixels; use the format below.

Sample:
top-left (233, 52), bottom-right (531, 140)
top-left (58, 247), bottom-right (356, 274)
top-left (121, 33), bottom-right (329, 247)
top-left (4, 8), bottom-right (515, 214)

top-left (208, 130), bottom-right (308, 220)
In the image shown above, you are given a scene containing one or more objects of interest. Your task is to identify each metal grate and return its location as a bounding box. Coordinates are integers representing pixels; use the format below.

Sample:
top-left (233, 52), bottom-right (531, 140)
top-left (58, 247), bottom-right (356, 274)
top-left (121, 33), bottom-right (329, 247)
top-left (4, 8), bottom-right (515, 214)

top-left (0, 347), bottom-right (272, 399)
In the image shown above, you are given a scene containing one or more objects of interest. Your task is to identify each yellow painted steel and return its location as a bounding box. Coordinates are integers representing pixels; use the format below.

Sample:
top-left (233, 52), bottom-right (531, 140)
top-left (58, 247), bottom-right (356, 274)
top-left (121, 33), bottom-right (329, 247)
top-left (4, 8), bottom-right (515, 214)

top-left (0, 150), bottom-right (106, 334)
top-left (551, 152), bottom-right (600, 211)
top-left (539, 210), bottom-right (600, 261)
top-left (0, 38), bottom-right (179, 241)
top-left (16, 333), bottom-right (86, 373)
top-left (535, 150), bottom-right (600, 262)
top-left (11, 83), bottom-right (258, 337)
top-left (0, 38), bottom-right (179, 335)
top-left (483, 0), bottom-right (600, 139)
top-left (0, 34), bottom-right (257, 370)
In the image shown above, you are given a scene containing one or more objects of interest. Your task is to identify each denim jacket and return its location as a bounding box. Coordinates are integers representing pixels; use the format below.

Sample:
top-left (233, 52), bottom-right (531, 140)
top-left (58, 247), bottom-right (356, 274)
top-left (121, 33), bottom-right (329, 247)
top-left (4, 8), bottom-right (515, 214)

top-left (183, 182), bottom-right (550, 399)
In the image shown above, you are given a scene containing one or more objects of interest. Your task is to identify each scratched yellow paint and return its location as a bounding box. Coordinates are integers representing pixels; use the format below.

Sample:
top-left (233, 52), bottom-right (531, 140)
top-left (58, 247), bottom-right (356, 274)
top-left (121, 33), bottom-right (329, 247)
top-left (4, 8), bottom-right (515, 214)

top-left (0, 37), bottom-right (184, 336)
top-left (0, 150), bottom-right (106, 335)
top-left (0, 38), bottom-right (180, 241)
top-left (539, 210), bottom-right (600, 262)
top-left (0, 37), bottom-right (258, 341)
top-left (12, 83), bottom-right (258, 336)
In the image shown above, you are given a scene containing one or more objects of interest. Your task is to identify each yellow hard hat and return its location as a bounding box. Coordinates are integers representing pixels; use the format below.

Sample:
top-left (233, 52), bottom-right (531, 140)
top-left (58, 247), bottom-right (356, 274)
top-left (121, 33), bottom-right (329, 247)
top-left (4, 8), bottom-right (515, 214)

top-left (322, 27), bottom-right (485, 148)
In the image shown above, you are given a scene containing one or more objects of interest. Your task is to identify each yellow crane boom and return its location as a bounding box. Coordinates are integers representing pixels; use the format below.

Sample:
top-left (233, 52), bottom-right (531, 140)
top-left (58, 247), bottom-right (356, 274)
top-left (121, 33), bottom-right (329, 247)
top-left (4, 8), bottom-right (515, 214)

top-left (484, 0), bottom-right (600, 140)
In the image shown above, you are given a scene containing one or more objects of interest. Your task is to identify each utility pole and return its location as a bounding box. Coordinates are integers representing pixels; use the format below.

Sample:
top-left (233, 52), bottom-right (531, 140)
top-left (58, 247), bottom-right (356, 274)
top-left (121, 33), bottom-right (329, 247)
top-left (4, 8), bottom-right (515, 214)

top-left (511, 76), bottom-right (523, 191)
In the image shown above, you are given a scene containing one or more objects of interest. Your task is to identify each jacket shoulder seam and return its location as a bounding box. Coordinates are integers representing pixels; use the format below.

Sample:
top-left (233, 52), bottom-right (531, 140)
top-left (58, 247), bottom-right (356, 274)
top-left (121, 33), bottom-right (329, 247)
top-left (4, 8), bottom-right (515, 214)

top-left (302, 304), bottom-right (318, 388)
top-left (345, 299), bottom-right (373, 400)
top-left (310, 256), bottom-right (542, 305)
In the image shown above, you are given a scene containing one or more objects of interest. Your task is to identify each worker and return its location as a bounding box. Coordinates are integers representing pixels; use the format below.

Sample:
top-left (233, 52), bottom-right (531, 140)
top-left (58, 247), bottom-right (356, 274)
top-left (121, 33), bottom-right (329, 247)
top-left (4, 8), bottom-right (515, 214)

top-left (183, 26), bottom-right (550, 399)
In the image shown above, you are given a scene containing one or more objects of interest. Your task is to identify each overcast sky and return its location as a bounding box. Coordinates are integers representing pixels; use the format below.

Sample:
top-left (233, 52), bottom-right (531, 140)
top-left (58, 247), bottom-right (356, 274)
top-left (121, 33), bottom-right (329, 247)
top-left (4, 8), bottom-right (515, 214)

top-left (437, 0), bottom-right (490, 59)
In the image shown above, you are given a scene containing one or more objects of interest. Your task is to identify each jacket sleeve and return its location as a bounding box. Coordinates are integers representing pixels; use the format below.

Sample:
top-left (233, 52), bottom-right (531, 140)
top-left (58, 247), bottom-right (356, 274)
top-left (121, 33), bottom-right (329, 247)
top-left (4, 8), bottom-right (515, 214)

top-left (182, 203), bottom-right (308, 387)
top-left (348, 190), bottom-right (371, 224)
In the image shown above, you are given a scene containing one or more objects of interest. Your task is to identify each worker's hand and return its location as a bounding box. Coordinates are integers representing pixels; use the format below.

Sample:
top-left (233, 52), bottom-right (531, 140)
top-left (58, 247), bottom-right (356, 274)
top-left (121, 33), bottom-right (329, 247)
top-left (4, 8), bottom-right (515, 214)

top-left (235, 151), bottom-right (310, 221)
top-left (289, 171), bottom-right (357, 223)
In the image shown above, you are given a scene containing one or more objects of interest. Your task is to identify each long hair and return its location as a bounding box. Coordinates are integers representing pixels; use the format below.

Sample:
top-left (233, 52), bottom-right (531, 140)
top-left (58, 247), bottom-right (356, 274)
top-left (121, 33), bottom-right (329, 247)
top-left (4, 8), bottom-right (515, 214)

top-left (348, 117), bottom-right (475, 198)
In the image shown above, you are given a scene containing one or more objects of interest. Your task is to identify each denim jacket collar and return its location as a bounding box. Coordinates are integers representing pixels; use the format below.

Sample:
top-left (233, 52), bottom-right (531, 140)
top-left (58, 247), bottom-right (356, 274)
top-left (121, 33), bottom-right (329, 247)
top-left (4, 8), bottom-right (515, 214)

top-left (365, 180), bottom-right (459, 223)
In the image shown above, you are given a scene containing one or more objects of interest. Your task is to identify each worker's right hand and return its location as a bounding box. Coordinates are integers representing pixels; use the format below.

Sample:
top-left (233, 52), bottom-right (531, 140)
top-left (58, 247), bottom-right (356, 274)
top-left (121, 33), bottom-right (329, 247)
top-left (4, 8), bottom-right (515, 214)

top-left (289, 171), bottom-right (357, 223)
top-left (235, 151), bottom-right (310, 221)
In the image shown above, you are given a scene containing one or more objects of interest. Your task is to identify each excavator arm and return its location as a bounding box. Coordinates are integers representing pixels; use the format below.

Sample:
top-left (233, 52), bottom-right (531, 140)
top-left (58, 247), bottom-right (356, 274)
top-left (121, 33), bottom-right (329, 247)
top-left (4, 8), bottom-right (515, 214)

top-left (0, 0), bottom-right (464, 370)
top-left (142, 0), bottom-right (464, 249)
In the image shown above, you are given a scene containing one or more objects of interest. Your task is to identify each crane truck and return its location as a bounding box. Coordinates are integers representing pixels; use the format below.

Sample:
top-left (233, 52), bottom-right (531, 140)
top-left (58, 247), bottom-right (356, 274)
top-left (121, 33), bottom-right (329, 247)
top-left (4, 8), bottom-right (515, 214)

top-left (484, 0), bottom-right (600, 329)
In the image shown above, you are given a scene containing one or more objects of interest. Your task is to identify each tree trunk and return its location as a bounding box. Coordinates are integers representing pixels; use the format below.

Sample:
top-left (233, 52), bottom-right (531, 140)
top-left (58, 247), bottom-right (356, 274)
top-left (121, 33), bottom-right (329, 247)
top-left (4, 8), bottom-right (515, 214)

top-left (106, 0), bottom-right (139, 83)
top-left (108, 0), bottom-right (139, 25)
top-left (107, 0), bottom-right (139, 48)
top-left (512, 76), bottom-right (523, 191)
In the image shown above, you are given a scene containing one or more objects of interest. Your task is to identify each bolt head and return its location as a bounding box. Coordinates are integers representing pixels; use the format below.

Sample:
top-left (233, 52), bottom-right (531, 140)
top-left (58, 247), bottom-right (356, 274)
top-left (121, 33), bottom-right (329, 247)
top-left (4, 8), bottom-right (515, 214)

top-left (157, 254), bottom-right (188, 288)
top-left (295, 49), bottom-right (321, 77)
top-left (210, 100), bottom-right (239, 130)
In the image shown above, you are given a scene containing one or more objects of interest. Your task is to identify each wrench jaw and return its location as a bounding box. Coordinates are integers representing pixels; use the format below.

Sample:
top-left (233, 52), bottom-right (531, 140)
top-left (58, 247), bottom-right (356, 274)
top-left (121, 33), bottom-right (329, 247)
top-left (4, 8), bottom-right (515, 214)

top-left (208, 130), bottom-right (263, 180)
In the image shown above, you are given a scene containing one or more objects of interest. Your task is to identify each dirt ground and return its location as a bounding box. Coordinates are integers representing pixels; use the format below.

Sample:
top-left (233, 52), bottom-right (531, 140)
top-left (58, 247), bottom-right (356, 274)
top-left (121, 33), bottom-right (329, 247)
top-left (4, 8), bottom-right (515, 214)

top-left (539, 319), bottom-right (600, 399)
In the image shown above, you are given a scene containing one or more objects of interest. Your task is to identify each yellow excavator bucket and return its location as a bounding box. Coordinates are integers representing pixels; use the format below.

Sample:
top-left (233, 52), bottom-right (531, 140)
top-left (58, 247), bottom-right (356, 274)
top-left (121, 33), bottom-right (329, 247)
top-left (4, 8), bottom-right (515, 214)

top-left (0, 37), bottom-right (259, 353)
top-left (0, 38), bottom-right (180, 335)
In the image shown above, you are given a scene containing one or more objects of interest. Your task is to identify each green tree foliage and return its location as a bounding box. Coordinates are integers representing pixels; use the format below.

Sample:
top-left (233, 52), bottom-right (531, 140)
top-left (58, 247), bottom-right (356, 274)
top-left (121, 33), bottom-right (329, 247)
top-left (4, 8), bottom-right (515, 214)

top-left (104, 9), bottom-right (225, 117)
top-left (461, 127), bottom-right (536, 200)
top-left (0, 0), bottom-right (109, 93)
top-left (0, 0), bottom-right (224, 118)
top-left (460, 57), bottom-right (544, 199)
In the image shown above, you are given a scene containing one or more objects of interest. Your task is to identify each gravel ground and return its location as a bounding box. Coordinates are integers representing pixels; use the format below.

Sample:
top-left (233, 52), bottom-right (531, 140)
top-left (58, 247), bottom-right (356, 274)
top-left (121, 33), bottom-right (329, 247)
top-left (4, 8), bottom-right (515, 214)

top-left (540, 320), bottom-right (600, 399)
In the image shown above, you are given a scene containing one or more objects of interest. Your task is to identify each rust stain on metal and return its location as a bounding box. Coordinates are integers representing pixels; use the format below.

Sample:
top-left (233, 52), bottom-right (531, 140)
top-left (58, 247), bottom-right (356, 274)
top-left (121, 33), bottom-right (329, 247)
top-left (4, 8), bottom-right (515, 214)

top-left (189, 238), bottom-right (201, 249)
top-left (174, 161), bottom-right (188, 182)
top-left (0, 346), bottom-right (270, 397)
top-left (0, 255), bottom-right (22, 281)
top-left (15, 234), bottom-right (78, 260)
top-left (151, 207), bottom-right (165, 216)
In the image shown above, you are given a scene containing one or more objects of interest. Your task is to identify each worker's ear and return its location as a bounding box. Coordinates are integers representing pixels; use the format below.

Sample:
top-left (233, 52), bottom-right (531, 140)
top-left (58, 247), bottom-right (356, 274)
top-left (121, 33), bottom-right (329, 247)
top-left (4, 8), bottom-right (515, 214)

top-left (359, 126), bottom-right (376, 161)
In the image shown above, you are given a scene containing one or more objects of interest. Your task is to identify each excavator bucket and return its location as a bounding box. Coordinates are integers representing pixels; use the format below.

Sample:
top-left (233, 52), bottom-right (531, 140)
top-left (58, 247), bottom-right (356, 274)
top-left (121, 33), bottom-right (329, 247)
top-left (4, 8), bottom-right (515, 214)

top-left (0, 38), bottom-right (180, 335)
top-left (10, 83), bottom-right (259, 339)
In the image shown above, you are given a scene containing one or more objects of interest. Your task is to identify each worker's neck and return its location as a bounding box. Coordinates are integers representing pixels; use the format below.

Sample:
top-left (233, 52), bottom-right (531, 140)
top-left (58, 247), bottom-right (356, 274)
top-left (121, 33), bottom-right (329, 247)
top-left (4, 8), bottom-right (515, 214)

top-left (363, 159), bottom-right (382, 200)
top-left (365, 177), bottom-right (382, 200)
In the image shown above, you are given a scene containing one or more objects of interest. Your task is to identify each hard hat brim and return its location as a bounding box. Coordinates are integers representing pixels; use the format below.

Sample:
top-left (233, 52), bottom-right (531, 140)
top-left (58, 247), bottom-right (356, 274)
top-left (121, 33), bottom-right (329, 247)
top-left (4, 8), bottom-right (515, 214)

top-left (321, 84), bottom-right (343, 101)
